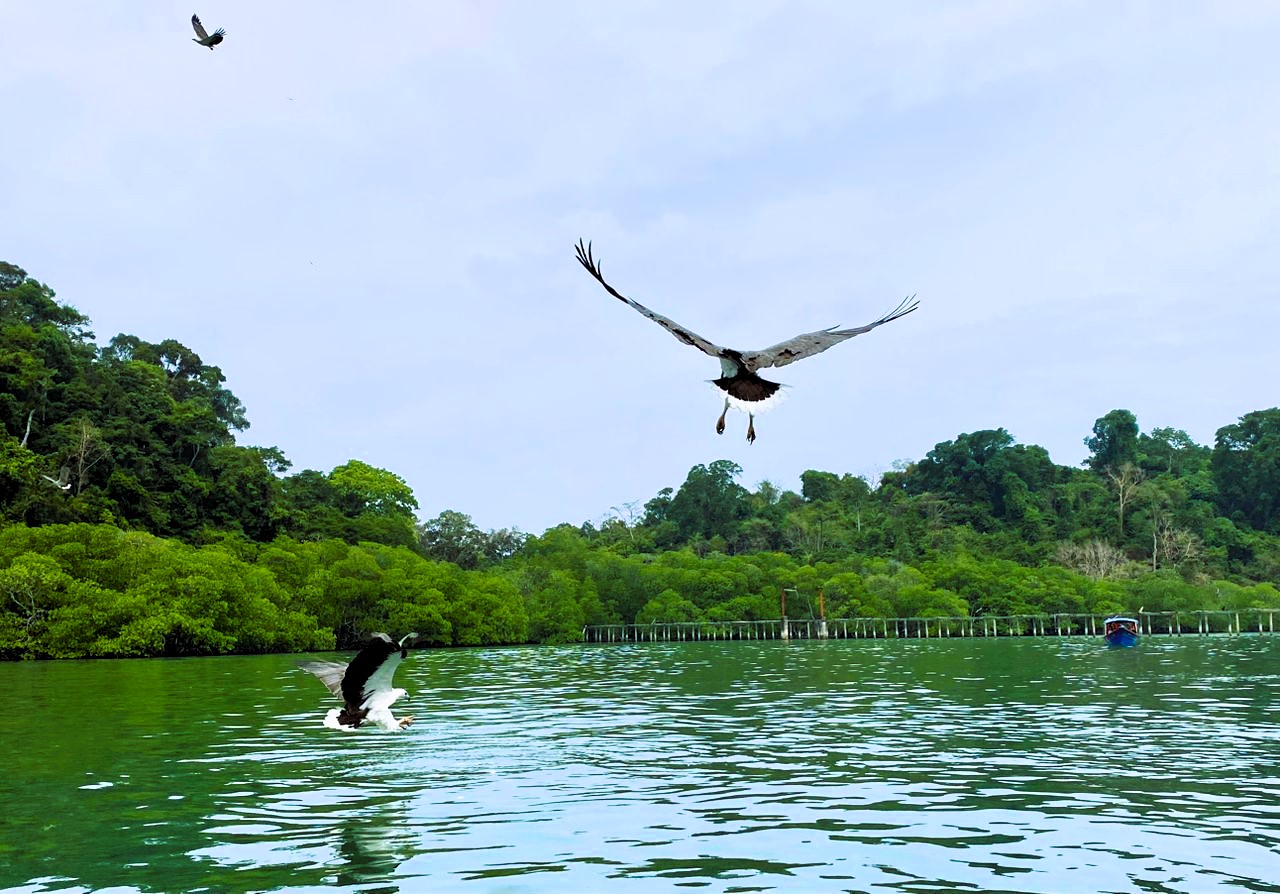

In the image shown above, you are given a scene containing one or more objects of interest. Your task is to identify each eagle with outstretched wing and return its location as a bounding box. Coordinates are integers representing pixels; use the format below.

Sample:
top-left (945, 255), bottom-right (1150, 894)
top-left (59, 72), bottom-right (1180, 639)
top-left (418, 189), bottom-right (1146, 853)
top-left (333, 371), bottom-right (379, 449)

top-left (299, 633), bottom-right (418, 731)
top-left (574, 240), bottom-right (918, 443)
top-left (191, 14), bottom-right (225, 49)
top-left (41, 465), bottom-right (72, 492)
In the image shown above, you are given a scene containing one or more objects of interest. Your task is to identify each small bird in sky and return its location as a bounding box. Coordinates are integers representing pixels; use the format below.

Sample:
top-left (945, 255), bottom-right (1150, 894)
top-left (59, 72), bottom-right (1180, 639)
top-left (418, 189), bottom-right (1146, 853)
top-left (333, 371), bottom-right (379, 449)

top-left (41, 465), bottom-right (72, 492)
top-left (300, 633), bottom-right (419, 731)
top-left (191, 14), bottom-right (225, 50)
top-left (574, 240), bottom-right (919, 444)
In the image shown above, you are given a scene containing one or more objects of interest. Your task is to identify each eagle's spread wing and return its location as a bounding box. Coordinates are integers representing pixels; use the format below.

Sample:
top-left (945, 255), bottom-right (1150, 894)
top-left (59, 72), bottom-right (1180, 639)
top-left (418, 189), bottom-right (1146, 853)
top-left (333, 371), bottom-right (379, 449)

top-left (299, 660), bottom-right (348, 701)
top-left (739, 294), bottom-right (919, 372)
top-left (575, 240), bottom-right (727, 360)
top-left (191, 14), bottom-right (223, 46)
top-left (357, 633), bottom-right (417, 705)
top-left (41, 465), bottom-right (72, 489)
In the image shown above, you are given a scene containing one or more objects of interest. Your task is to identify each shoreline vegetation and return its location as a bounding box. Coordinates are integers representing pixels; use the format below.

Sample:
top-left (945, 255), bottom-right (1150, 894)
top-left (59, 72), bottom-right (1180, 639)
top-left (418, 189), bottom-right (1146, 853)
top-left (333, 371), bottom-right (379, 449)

top-left (3, 262), bottom-right (1279, 660)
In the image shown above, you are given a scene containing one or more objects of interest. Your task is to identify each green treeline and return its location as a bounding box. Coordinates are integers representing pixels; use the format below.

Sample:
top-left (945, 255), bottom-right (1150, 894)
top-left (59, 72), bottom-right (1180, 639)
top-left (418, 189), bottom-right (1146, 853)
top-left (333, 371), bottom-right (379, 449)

top-left (2, 262), bottom-right (1278, 658)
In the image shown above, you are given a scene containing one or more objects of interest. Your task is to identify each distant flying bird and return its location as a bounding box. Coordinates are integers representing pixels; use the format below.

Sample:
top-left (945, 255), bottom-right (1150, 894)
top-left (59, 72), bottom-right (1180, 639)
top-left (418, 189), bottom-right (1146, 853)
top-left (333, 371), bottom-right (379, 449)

top-left (300, 633), bottom-right (418, 731)
top-left (41, 465), bottom-right (72, 492)
top-left (191, 14), bottom-right (225, 49)
top-left (574, 240), bottom-right (919, 443)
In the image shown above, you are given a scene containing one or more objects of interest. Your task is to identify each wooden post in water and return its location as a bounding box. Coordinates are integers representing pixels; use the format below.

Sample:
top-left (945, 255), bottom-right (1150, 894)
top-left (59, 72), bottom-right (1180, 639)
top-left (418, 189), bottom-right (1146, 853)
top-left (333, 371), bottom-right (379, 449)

top-left (780, 589), bottom-right (791, 641)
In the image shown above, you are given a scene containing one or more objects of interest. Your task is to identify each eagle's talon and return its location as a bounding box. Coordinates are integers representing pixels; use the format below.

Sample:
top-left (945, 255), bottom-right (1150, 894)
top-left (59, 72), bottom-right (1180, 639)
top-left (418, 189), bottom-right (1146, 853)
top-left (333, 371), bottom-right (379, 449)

top-left (399, 715), bottom-right (415, 728)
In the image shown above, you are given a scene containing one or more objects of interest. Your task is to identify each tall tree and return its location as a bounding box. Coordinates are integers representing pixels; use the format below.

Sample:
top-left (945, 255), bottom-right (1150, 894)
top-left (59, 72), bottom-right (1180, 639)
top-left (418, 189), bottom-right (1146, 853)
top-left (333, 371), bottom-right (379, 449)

top-left (1138, 426), bottom-right (1209, 477)
top-left (417, 510), bottom-right (489, 569)
top-left (902, 429), bottom-right (1056, 533)
top-left (667, 460), bottom-right (748, 544)
top-left (1085, 409), bottom-right (1140, 472)
top-left (1105, 462), bottom-right (1143, 538)
top-left (1212, 408), bottom-right (1280, 533)
top-left (329, 460), bottom-right (418, 518)
top-left (0, 265), bottom-right (95, 454)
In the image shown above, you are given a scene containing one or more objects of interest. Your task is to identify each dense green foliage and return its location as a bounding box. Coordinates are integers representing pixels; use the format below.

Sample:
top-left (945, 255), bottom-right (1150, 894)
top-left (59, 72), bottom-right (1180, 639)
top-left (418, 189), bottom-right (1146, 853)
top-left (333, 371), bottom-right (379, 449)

top-left (2, 262), bottom-right (1278, 658)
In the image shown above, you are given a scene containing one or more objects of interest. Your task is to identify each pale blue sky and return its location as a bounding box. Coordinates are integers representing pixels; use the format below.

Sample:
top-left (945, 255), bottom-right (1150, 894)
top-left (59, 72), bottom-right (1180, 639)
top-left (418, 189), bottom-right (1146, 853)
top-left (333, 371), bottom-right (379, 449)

top-left (3, 2), bottom-right (1278, 533)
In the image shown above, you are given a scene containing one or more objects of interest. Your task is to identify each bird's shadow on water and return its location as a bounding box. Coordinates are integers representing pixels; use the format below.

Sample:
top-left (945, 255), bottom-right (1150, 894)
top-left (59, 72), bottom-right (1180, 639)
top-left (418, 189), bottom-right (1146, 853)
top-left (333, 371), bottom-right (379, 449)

top-left (183, 728), bottom-right (432, 892)
top-left (331, 811), bottom-right (418, 891)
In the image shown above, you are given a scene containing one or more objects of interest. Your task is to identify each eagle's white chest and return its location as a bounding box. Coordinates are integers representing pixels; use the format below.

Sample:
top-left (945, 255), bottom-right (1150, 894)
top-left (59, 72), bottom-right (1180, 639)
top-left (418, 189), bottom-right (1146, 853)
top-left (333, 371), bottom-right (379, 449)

top-left (322, 685), bottom-right (408, 732)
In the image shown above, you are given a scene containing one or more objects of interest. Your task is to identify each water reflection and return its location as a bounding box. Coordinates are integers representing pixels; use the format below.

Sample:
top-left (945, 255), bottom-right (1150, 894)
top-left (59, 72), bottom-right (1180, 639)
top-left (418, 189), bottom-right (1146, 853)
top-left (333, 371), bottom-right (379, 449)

top-left (3, 637), bottom-right (1280, 893)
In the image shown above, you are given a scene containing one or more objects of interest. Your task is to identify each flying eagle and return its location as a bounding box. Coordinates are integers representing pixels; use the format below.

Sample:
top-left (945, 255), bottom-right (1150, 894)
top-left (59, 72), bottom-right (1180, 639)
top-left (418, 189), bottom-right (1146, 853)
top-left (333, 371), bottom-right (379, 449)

top-left (41, 465), bottom-right (72, 492)
top-left (300, 633), bottom-right (418, 731)
top-left (574, 240), bottom-right (919, 443)
top-left (191, 14), bottom-right (225, 49)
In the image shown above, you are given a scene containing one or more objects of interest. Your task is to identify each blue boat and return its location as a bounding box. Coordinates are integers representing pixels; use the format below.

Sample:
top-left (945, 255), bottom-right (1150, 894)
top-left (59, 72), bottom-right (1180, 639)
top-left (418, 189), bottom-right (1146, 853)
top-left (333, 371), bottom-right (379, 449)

top-left (1104, 616), bottom-right (1139, 647)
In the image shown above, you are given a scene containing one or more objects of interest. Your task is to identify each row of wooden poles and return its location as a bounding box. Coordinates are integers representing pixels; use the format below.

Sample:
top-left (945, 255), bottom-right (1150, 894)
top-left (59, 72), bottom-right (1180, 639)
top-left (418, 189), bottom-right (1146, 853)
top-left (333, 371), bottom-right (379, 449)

top-left (581, 609), bottom-right (1280, 643)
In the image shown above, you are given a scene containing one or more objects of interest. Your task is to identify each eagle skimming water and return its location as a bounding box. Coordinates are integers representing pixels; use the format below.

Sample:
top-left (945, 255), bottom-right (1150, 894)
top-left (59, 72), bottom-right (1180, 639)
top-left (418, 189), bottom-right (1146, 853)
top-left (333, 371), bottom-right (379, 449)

top-left (574, 240), bottom-right (919, 443)
top-left (191, 14), bottom-right (225, 49)
top-left (300, 633), bottom-right (418, 731)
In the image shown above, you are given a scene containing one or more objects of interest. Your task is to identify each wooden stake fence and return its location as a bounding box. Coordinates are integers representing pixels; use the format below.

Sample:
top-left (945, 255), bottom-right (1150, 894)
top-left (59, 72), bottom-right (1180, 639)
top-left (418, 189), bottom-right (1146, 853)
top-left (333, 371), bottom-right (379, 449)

top-left (581, 609), bottom-right (1280, 644)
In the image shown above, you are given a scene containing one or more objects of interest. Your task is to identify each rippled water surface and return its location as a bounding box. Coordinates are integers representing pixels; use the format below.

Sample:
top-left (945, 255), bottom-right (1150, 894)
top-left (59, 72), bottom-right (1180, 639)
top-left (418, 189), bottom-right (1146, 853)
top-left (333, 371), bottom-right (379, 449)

top-left (3, 636), bottom-right (1280, 893)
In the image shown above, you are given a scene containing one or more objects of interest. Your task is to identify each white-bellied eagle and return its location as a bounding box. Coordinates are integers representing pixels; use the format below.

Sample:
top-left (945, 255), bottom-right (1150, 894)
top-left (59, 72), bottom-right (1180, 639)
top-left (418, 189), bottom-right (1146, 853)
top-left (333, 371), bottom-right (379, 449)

top-left (191, 14), bottom-right (225, 49)
top-left (300, 633), bottom-right (418, 731)
top-left (574, 239), bottom-right (919, 443)
top-left (42, 465), bottom-right (72, 492)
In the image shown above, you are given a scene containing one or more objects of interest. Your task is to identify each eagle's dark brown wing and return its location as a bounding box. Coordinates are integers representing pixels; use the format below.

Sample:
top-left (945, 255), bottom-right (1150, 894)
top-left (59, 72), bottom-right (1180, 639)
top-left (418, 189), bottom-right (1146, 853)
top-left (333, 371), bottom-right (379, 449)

top-left (191, 14), bottom-right (209, 40)
top-left (738, 295), bottom-right (919, 372)
top-left (575, 240), bottom-right (728, 360)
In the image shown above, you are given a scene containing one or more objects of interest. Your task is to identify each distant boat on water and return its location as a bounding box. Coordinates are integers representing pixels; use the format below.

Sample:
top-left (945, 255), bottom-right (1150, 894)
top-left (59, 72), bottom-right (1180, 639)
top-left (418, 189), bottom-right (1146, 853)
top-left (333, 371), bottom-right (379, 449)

top-left (1104, 616), bottom-right (1139, 647)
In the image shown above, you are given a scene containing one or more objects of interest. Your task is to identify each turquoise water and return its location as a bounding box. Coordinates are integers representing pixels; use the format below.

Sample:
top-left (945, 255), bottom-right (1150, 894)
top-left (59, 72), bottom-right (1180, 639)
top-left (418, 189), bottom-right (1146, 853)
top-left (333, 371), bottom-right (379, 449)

top-left (3, 636), bottom-right (1279, 893)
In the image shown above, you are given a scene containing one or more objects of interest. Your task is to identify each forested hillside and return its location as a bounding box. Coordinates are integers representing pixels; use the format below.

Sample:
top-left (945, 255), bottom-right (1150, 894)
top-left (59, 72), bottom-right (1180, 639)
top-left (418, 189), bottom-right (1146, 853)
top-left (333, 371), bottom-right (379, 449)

top-left (2, 262), bottom-right (1278, 658)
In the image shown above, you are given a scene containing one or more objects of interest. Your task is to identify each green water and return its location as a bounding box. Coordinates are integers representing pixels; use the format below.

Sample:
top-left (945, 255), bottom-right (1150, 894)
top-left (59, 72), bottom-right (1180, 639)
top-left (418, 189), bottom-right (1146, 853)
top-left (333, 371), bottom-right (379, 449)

top-left (3, 637), bottom-right (1279, 893)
